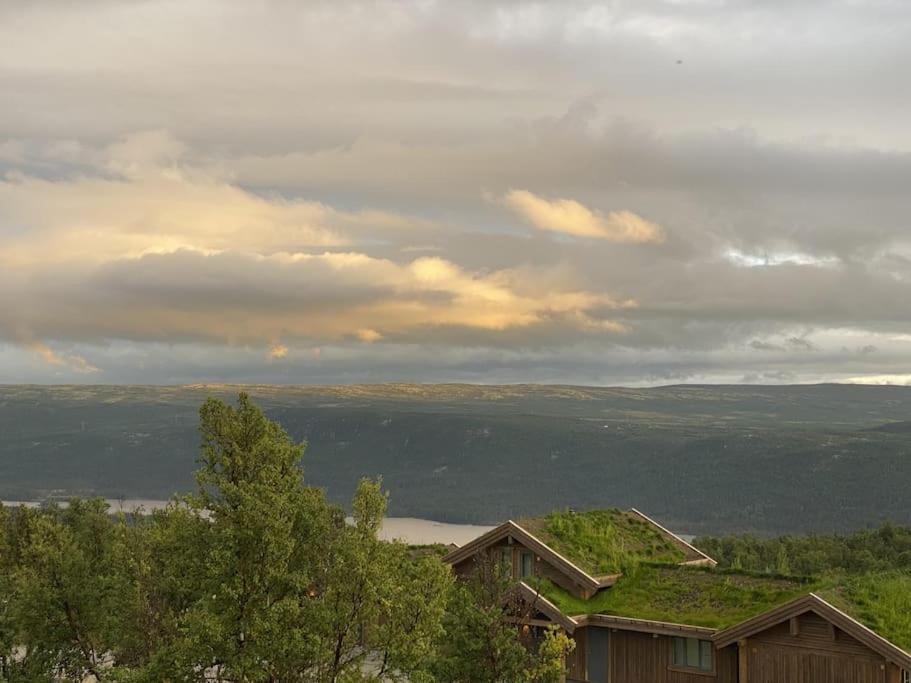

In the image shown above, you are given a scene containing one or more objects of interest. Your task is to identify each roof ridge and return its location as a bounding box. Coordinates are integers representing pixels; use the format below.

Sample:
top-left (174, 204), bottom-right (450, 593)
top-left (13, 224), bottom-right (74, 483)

top-left (628, 507), bottom-right (717, 566)
top-left (508, 519), bottom-right (603, 587)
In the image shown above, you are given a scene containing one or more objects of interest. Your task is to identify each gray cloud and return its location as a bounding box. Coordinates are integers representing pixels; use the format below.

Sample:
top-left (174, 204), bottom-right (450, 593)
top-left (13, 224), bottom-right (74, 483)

top-left (1, 0), bottom-right (911, 384)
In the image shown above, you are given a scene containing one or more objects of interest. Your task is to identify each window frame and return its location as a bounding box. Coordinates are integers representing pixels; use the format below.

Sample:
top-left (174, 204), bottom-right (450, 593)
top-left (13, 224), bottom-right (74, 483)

top-left (902, 669), bottom-right (910, 683)
top-left (668, 636), bottom-right (716, 676)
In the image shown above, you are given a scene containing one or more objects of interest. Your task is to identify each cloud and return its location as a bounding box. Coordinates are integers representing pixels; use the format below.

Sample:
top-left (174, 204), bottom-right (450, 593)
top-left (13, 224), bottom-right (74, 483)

top-left (2, 1), bottom-right (911, 384)
top-left (0, 248), bottom-right (632, 351)
top-left (0, 147), bottom-right (399, 268)
top-left (786, 337), bottom-right (817, 352)
top-left (840, 374), bottom-right (911, 386)
top-left (501, 190), bottom-right (665, 243)
top-left (749, 340), bottom-right (786, 352)
top-left (724, 248), bottom-right (840, 269)
top-left (356, 329), bottom-right (383, 343)
top-left (28, 341), bottom-right (99, 374)
top-left (268, 343), bottom-right (289, 359)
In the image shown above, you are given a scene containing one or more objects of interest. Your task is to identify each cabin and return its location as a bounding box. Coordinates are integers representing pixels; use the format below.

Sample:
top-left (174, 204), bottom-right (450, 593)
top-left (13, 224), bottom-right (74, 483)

top-left (443, 509), bottom-right (911, 683)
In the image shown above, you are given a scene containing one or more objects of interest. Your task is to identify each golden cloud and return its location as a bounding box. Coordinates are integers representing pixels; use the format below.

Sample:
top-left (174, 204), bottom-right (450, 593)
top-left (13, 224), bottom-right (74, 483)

top-left (268, 343), bottom-right (289, 359)
top-left (28, 341), bottom-right (99, 374)
top-left (0, 133), bottom-right (636, 355)
top-left (502, 190), bottom-right (665, 243)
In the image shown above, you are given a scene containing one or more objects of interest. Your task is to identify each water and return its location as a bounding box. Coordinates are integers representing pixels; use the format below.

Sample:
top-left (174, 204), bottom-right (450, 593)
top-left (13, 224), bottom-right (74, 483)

top-left (1, 500), bottom-right (493, 547)
top-left (372, 517), bottom-right (493, 546)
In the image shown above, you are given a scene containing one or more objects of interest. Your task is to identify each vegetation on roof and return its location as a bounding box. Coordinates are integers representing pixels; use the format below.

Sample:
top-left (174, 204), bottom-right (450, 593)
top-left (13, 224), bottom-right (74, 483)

top-left (517, 509), bottom-right (687, 575)
top-left (530, 558), bottom-right (911, 653)
top-left (529, 565), bottom-right (816, 629)
top-left (818, 572), bottom-right (911, 654)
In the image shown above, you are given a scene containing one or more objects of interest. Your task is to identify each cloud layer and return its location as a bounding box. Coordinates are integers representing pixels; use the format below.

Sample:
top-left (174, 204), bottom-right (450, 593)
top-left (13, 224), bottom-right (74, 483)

top-left (1, 0), bottom-right (911, 385)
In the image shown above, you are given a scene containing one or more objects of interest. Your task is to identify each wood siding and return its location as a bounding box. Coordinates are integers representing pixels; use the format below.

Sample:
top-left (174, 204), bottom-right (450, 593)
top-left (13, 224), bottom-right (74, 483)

top-left (568, 627), bottom-right (737, 683)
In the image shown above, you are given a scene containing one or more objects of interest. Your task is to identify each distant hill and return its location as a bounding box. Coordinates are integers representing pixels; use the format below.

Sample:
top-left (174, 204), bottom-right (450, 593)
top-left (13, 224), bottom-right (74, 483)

top-left (1, 383), bottom-right (910, 536)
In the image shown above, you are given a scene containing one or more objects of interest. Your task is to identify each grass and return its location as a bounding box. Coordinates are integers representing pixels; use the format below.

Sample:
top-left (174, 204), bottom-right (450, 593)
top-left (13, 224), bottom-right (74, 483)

top-left (528, 564), bottom-right (817, 629)
top-left (818, 572), bottom-right (911, 653)
top-left (518, 509), bottom-right (687, 575)
top-left (530, 562), bottom-right (911, 652)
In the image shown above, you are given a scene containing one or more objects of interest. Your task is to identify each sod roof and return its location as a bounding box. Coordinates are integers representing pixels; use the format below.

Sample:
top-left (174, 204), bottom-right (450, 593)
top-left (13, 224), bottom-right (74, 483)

top-left (516, 508), bottom-right (698, 576)
top-left (529, 564), bottom-right (911, 655)
top-left (816, 572), bottom-right (911, 654)
top-left (529, 564), bottom-right (816, 629)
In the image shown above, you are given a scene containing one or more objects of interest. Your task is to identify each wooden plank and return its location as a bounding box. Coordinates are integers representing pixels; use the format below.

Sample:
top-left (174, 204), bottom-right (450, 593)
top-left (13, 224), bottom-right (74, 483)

top-left (738, 639), bottom-right (749, 683)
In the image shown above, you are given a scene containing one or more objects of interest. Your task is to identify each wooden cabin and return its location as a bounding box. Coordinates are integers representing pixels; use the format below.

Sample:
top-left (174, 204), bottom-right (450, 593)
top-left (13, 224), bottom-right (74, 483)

top-left (443, 509), bottom-right (911, 683)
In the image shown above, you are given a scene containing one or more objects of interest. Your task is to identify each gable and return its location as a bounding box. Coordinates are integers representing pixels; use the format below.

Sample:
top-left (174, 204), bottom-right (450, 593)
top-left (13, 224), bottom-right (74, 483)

top-left (714, 594), bottom-right (911, 671)
top-left (750, 611), bottom-right (880, 659)
top-left (443, 520), bottom-right (605, 595)
top-left (443, 508), bottom-right (715, 595)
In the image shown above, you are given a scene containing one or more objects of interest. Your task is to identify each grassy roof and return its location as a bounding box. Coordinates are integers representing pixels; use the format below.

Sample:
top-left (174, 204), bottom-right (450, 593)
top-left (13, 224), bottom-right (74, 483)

top-left (517, 509), bottom-right (688, 575)
top-left (529, 564), bottom-right (817, 629)
top-left (817, 572), bottom-right (911, 653)
top-left (530, 564), bottom-right (911, 653)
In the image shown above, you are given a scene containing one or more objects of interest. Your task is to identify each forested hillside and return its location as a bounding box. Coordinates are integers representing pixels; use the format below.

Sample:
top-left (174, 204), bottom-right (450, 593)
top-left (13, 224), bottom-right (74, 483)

top-left (2, 384), bottom-right (911, 535)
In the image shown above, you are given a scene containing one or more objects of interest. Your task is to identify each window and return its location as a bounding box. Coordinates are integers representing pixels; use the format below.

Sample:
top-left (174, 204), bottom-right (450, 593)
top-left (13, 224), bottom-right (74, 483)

top-left (902, 669), bottom-right (910, 683)
top-left (520, 551), bottom-right (534, 577)
top-left (671, 637), bottom-right (713, 672)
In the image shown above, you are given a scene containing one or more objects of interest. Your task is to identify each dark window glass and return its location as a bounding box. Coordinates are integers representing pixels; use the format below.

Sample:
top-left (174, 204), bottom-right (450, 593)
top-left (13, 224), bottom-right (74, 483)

top-left (521, 551), bottom-right (534, 577)
top-left (671, 637), bottom-right (713, 671)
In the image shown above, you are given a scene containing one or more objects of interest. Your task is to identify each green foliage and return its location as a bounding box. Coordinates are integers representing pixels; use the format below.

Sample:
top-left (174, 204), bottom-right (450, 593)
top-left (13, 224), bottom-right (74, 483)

top-left (430, 556), bottom-right (572, 683)
top-left (696, 523), bottom-right (911, 575)
top-left (529, 565), bottom-right (816, 628)
top-left (819, 573), bottom-right (911, 653)
top-left (5, 499), bottom-right (117, 681)
top-left (0, 394), bottom-right (456, 682)
top-left (519, 509), bottom-right (685, 575)
top-left (0, 505), bottom-right (15, 681)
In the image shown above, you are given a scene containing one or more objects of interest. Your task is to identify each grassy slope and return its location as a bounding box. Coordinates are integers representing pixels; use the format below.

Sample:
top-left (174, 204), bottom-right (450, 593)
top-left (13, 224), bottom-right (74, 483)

top-left (530, 565), bottom-right (816, 628)
top-left (518, 509), bottom-right (685, 575)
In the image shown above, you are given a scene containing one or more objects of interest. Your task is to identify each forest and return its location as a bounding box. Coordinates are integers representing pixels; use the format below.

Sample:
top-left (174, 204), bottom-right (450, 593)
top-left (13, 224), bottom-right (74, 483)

top-left (4, 383), bottom-right (911, 536)
top-left (695, 524), bottom-right (911, 576)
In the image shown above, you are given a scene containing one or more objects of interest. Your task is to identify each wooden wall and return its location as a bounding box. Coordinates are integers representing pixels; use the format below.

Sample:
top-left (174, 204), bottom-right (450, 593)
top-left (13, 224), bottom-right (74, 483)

top-left (567, 627), bottom-right (738, 683)
top-left (566, 626), bottom-right (587, 681)
top-left (743, 612), bottom-right (890, 683)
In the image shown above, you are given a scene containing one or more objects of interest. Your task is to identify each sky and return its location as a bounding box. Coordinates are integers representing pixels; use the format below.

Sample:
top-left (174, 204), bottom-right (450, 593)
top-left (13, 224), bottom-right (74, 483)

top-left (1, 0), bottom-right (910, 386)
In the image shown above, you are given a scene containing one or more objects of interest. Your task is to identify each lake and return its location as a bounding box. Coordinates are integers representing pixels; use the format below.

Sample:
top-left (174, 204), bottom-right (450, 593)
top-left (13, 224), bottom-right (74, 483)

top-left (1, 499), bottom-right (493, 547)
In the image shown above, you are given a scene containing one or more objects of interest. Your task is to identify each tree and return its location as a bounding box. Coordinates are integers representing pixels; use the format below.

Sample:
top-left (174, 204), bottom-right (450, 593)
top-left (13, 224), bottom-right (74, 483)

top-left (0, 504), bottom-right (15, 681)
top-left (309, 479), bottom-right (451, 682)
top-left (104, 503), bottom-right (214, 682)
top-left (175, 393), bottom-right (449, 682)
top-left (176, 392), bottom-right (329, 681)
top-left (432, 552), bottom-right (574, 683)
top-left (6, 499), bottom-right (116, 682)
